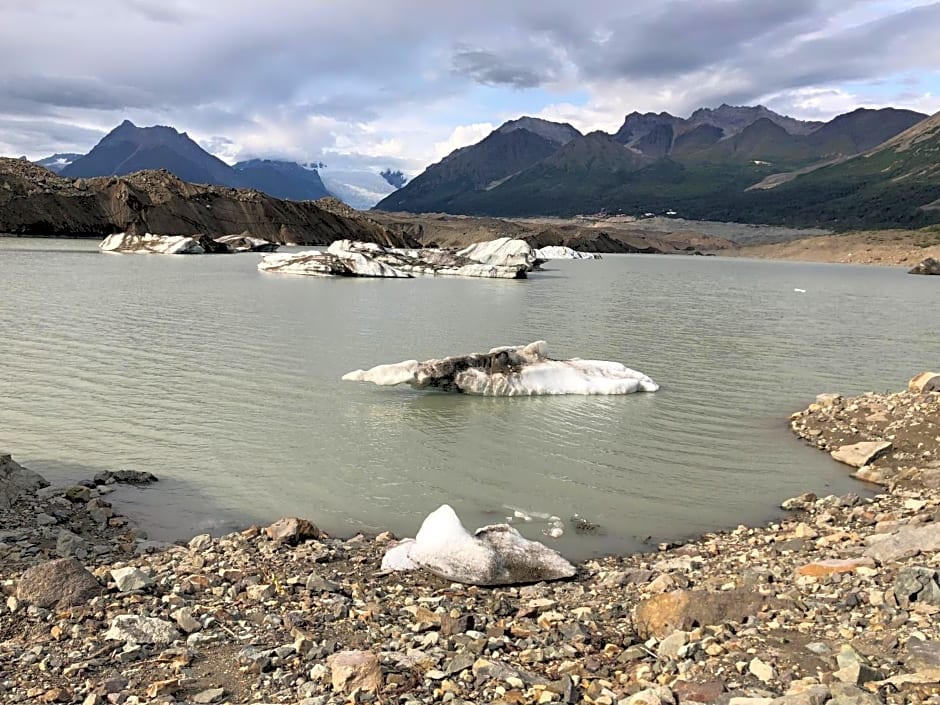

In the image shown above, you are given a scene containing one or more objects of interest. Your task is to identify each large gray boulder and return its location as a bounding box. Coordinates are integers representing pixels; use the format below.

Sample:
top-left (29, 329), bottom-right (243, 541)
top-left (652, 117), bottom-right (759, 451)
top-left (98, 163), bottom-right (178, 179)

top-left (16, 558), bottom-right (103, 608)
top-left (0, 453), bottom-right (49, 509)
top-left (381, 504), bottom-right (576, 586)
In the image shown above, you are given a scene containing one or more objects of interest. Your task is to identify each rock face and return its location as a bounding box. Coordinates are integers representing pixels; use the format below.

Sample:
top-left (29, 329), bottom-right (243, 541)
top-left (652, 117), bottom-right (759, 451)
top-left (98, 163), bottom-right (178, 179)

top-left (343, 340), bottom-right (660, 396)
top-left (15, 557), bottom-right (103, 608)
top-left (0, 453), bottom-right (49, 510)
top-left (381, 504), bottom-right (576, 586)
top-left (257, 238), bottom-right (534, 279)
top-left (909, 257), bottom-right (940, 274)
top-left (0, 158), bottom-right (413, 246)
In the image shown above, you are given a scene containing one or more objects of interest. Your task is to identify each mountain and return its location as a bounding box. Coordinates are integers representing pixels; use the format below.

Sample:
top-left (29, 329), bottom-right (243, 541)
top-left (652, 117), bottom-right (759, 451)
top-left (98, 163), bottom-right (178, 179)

top-left (61, 120), bottom-right (238, 186)
top-left (0, 157), bottom-right (413, 246)
top-left (496, 117), bottom-right (582, 145)
top-left (375, 118), bottom-right (581, 212)
top-left (232, 159), bottom-right (330, 201)
top-left (376, 104), bottom-right (932, 227)
top-left (56, 121), bottom-right (336, 203)
top-left (723, 111), bottom-right (940, 228)
top-left (686, 103), bottom-right (822, 136)
top-left (35, 153), bottom-right (84, 173)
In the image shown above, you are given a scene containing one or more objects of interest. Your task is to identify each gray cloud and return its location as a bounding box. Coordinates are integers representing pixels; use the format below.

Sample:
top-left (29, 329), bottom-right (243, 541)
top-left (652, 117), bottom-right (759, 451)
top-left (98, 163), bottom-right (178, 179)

top-left (451, 48), bottom-right (559, 88)
top-left (0, 0), bottom-right (937, 169)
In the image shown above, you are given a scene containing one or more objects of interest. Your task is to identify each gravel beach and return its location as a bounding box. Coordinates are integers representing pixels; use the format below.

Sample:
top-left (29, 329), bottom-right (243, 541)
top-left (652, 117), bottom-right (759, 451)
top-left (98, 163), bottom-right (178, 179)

top-left (2, 374), bottom-right (938, 705)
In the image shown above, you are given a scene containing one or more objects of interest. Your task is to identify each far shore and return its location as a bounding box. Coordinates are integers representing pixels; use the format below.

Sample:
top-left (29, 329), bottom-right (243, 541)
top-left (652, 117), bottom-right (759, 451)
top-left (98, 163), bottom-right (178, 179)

top-left (721, 228), bottom-right (940, 267)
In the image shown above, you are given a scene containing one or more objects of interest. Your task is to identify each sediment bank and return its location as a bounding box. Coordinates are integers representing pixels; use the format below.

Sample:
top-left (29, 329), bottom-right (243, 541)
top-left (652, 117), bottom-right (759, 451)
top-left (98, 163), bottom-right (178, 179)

top-left (1, 376), bottom-right (938, 704)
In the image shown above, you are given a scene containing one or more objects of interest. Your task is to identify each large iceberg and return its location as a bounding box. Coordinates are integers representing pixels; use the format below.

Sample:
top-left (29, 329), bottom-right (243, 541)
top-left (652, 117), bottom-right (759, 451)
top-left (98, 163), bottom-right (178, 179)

top-left (381, 504), bottom-right (576, 586)
top-left (342, 340), bottom-right (659, 396)
top-left (100, 232), bottom-right (277, 254)
top-left (257, 238), bottom-right (533, 279)
top-left (534, 245), bottom-right (600, 260)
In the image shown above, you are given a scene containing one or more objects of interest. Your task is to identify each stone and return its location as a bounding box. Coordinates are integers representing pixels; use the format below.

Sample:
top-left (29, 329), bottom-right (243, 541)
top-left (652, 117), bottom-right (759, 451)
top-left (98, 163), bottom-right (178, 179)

top-left (794, 557), bottom-right (875, 577)
top-left (671, 679), bottom-right (725, 703)
top-left (656, 630), bottom-right (689, 660)
top-left (93, 469), bottom-right (158, 485)
top-left (326, 650), bottom-right (383, 694)
top-left (834, 645), bottom-right (883, 686)
top-left (893, 566), bottom-right (940, 608)
top-left (56, 529), bottom-right (89, 558)
top-left (828, 682), bottom-right (882, 704)
top-left (190, 687), bottom-right (226, 704)
top-left (0, 454), bottom-right (49, 509)
top-left (16, 557), bottom-right (103, 608)
top-left (104, 615), bottom-right (180, 645)
top-left (748, 657), bottom-right (775, 682)
top-left (905, 639), bottom-right (940, 671)
top-left (264, 517), bottom-right (322, 544)
top-left (830, 441), bottom-right (892, 468)
top-left (908, 257), bottom-right (940, 275)
top-left (110, 567), bottom-right (153, 592)
top-left (64, 485), bottom-right (92, 502)
top-left (171, 607), bottom-right (202, 633)
top-left (863, 523), bottom-right (940, 562)
top-left (633, 588), bottom-right (780, 639)
top-left (908, 371), bottom-right (940, 393)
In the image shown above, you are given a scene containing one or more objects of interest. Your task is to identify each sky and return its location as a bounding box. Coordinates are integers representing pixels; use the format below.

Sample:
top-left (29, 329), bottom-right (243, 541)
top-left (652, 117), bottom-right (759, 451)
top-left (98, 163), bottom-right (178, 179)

top-left (1, 0), bottom-right (939, 175)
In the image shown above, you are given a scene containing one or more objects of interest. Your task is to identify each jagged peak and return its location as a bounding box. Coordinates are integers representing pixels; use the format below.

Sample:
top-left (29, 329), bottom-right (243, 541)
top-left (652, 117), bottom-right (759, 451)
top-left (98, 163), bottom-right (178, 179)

top-left (496, 116), bottom-right (582, 145)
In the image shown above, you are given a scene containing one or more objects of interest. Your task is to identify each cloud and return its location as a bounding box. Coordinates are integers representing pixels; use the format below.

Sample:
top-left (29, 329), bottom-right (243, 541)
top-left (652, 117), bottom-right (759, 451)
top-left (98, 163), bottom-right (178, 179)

top-left (0, 0), bottom-right (938, 173)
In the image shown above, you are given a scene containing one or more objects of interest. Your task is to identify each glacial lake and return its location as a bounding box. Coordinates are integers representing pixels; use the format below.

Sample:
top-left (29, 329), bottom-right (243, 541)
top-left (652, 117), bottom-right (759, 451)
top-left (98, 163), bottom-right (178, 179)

top-left (2, 237), bottom-right (938, 559)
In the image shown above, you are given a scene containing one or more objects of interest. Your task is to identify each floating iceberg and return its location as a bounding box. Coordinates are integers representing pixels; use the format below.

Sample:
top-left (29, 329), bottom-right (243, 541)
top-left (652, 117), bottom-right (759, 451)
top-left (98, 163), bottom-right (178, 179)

top-left (533, 245), bottom-right (600, 260)
top-left (342, 340), bottom-right (659, 396)
top-left (100, 232), bottom-right (277, 254)
top-left (257, 238), bottom-right (533, 279)
top-left (381, 504), bottom-right (576, 585)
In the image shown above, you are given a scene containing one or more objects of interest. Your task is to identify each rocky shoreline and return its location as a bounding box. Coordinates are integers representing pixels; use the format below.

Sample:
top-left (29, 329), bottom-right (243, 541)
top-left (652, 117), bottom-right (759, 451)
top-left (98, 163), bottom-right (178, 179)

top-left (2, 375), bottom-right (939, 705)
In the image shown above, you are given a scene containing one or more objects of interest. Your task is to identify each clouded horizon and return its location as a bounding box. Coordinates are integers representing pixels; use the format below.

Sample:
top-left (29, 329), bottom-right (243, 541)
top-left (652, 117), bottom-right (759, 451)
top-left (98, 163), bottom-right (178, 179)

top-left (2, 0), bottom-right (939, 175)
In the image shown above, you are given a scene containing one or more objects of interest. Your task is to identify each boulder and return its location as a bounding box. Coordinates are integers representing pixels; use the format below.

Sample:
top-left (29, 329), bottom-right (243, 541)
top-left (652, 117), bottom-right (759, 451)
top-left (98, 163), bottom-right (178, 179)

top-left (0, 453), bottom-right (49, 509)
top-left (326, 650), bottom-right (383, 694)
top-left (893, 566), bottom-right (940, 608)
top-left (830, 441), bottom-right (892, 468)
top-left (264, 517), bottom-right (322, 544)
top-left (343, 341), bottom-right (659, 396)
top-left (864, 523), bottom-right (940, 562)
top-left (909, 371), bottom-right (940, 394)
top-left (93, 469), bottom-right (158, 485)
top-left (909, 257), bottom-right (940, 275)
top-left (16, 558), bottom-right (103, 608)
top-left (633, 588), bottom-right (781, 639)
top-left (380, 504), bottom-right (576, 586)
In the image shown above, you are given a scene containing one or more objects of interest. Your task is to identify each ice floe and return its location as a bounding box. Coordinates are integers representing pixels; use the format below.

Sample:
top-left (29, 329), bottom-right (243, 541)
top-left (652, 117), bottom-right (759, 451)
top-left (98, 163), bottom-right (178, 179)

top-left (533, 245), bottom-right (600, 260)
top-left (342, 340), bottom-right (659, 396)
top-left (257, 238), bottom-right (533, 279)
top-left (380, 504), bottom-right (576, 585)
top-left (100, 232), bottom-right (278, 254)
